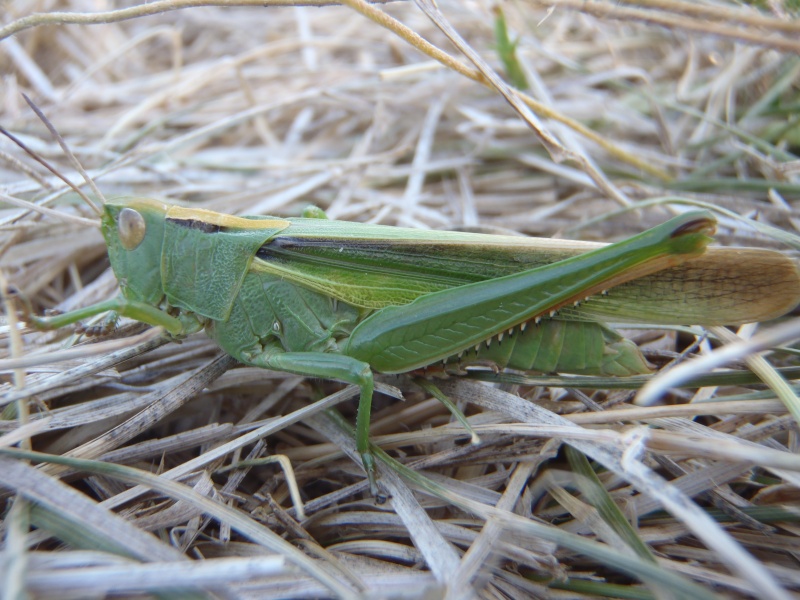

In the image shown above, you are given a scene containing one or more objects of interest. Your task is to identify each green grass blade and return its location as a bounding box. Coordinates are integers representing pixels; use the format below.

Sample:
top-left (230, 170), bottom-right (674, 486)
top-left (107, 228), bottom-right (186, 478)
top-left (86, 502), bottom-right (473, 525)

top-left (565, 446), bottom-right (657, 563)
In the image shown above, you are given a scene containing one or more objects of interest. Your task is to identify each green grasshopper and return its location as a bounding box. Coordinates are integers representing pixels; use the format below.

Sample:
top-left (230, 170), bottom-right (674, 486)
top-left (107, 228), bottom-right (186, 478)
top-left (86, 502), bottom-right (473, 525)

top-left (23, 197), bottom-right (800, 494)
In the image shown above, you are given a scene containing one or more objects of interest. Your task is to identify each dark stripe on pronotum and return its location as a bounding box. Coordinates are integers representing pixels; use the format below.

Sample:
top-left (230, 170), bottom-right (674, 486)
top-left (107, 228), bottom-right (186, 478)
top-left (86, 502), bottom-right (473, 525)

top-left (167, 217), bottom-right (222, 234)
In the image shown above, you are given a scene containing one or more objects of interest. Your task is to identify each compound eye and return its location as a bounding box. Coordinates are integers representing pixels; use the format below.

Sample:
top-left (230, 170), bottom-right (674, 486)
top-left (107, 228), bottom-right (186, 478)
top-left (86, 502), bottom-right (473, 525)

top-left (118, 208), bottom-right (146, 251)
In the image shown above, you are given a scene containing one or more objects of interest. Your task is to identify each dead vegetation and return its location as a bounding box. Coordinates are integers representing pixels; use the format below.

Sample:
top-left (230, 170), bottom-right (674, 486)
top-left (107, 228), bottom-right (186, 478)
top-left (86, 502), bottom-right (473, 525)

top-left (1, 1), bottom-right (800, 598)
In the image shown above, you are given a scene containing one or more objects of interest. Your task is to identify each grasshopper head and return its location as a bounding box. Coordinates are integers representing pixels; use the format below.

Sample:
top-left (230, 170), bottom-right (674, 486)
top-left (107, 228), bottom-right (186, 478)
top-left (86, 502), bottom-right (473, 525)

top-left (101, 198), bottom-right (169, 304)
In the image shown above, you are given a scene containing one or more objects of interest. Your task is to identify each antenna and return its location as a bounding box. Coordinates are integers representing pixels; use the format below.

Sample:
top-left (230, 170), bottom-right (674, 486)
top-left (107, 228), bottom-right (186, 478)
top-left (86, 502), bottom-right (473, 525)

top-left (0, 95), bottom-right (105, 216)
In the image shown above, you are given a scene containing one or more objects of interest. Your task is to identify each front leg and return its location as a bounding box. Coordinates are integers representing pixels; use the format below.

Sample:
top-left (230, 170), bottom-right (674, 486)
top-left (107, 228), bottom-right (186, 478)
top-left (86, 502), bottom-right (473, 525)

top-left (243, 348), bottom-right (378, 495)
top-left (22, 294), bottom-right (191, 337)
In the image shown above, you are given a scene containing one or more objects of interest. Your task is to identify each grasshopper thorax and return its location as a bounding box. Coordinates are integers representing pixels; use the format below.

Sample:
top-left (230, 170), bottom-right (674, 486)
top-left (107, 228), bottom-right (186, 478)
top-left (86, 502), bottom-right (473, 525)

top-left (103, 198), bottom-right (292, 322)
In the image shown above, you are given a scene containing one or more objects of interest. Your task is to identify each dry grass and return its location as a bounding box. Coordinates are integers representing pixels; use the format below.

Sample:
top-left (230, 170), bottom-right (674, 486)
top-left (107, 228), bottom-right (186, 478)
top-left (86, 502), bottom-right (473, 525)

top-left (1, 1), bottom-right (800, 598)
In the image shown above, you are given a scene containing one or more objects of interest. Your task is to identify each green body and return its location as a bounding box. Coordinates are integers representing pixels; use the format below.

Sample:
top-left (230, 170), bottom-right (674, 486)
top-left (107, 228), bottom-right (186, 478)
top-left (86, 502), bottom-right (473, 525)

top-left (29, 197), bottom-right (800, 494)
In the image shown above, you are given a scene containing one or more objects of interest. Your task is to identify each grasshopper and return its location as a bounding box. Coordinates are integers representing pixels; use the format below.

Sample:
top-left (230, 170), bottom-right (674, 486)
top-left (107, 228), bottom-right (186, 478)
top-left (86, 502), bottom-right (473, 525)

top-left (22, 197), bottom-right (800, 494)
